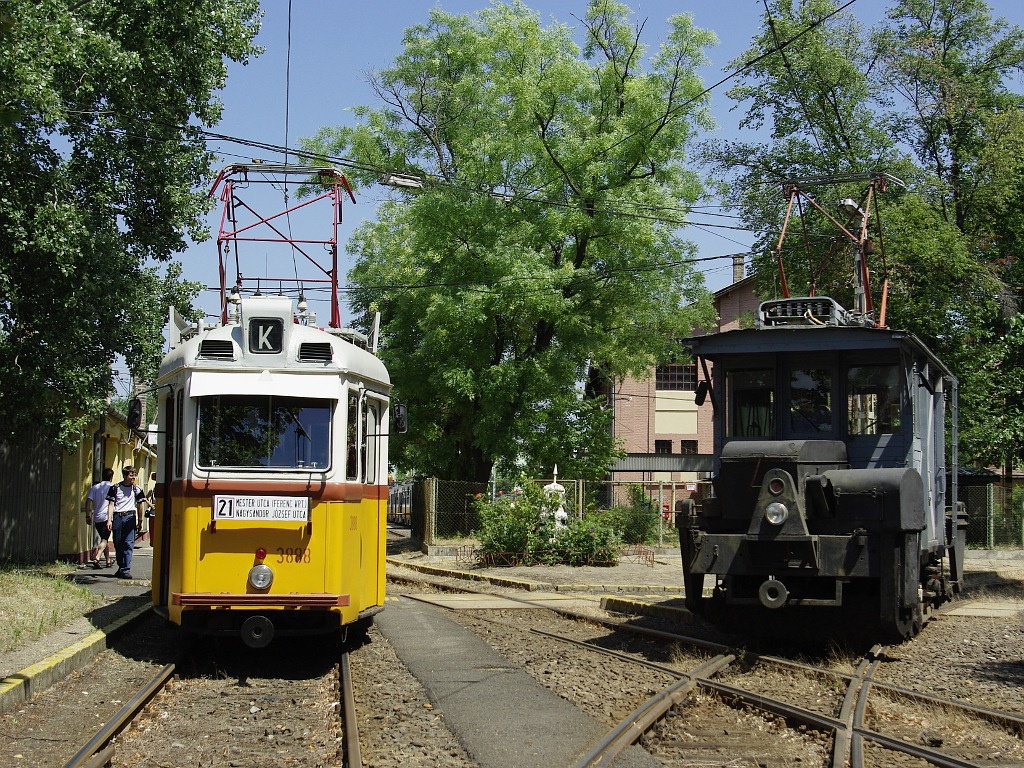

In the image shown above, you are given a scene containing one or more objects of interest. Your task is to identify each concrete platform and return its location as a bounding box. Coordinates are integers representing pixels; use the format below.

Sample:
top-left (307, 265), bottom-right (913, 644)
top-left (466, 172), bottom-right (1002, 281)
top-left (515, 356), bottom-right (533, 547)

top-left (945, 600), bottom-right (1024, 618)
top-left (376, 595), bottom-right (662, 768)
top-left (403, 592), bottom-right (604, 612)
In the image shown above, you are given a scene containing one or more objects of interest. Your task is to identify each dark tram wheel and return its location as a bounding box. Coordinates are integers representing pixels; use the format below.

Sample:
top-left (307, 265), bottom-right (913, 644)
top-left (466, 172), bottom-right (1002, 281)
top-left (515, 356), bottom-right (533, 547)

top-left (880, 531), bottom-right (922, 641)
top-left (344, 616), bottom-right (373, 647)
top-left (684, 571), bottom-right (705, 613)
top-left (680, 532), bottom-right (706, 613)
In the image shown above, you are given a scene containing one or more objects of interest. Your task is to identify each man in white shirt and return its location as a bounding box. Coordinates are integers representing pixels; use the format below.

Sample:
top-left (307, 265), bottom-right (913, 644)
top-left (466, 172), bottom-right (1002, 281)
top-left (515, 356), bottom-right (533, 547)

top-left (106, 465), bottom-right (146, 579)
top-left (84, 467), bottom-right (114, 567)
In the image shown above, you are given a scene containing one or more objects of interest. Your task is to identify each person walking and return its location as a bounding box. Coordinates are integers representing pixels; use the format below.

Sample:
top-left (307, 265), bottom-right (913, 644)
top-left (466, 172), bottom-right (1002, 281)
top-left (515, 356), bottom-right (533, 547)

top-left (85, 468), bottom-right (114, 567)
top-left (106, 465), bottom-right (146, 579)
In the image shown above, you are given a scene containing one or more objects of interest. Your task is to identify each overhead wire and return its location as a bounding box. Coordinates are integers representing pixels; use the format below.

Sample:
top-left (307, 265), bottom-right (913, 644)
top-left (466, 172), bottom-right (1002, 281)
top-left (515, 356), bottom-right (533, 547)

top-left (519, 0), bottom-right (859, 199)
top-left (283, 0), bottom-right (299, 285)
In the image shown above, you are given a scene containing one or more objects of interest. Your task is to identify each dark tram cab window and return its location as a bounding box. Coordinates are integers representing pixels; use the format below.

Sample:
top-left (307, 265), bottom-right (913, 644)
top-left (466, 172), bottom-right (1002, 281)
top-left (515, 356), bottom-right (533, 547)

top-left (789, 368), bottom-right (833, 434)
top-left (726, 369), bottom-right (775, 438)
top-left (848, 365), bottom-right (900, 435)
top-left (196, 395), bottom-right (331, 470)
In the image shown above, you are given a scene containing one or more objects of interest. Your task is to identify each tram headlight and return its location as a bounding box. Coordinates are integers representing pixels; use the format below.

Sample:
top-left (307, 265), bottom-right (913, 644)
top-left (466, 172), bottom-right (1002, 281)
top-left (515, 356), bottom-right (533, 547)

top-left (248, 564), bottom-right (274, 590)
top-left (765, 502), bottom-right (789, 526)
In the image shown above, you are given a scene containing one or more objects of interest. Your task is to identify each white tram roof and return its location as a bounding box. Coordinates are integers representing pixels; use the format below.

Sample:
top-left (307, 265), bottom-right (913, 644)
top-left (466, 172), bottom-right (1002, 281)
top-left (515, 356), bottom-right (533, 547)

top-left (158, 296), bottom-right (391, 396)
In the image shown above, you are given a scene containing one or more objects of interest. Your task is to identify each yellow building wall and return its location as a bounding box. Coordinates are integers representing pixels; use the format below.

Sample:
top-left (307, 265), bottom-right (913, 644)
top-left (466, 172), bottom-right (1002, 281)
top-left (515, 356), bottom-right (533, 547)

top-left (59, 411), bottom-right (158, 562)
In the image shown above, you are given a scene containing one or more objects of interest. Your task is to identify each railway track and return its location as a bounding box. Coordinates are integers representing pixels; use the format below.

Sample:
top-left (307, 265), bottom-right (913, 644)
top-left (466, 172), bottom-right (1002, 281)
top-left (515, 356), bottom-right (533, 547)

top-left (389, 573), bottom-right (1024, 768)
top-left (59, 639), bottom-right (361, 768)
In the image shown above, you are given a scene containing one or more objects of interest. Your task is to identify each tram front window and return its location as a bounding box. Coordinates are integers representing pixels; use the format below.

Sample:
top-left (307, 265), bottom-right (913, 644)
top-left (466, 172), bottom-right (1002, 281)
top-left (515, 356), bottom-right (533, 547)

top-left (789, 368), bottom-right (833, 433)
top-left (197, 395), bottom-right (331, 469)
top-left (727, 369), bottom-right (775, 437)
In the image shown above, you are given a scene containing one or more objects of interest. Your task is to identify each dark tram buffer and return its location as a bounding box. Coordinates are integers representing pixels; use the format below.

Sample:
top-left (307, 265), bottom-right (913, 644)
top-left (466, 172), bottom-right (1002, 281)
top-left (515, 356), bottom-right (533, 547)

top-left (676, 173), bottom-right (967, 641)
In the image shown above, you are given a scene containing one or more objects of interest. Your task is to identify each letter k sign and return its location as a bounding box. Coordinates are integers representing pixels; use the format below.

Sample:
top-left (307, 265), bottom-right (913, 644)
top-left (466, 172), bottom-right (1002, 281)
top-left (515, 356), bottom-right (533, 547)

top-left (249, 318), bottom-right (283, 354)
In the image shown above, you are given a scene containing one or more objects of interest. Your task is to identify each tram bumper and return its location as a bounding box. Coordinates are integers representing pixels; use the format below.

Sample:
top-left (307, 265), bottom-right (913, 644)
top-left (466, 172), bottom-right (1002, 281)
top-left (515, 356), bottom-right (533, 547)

top-left (683, 532), bottom-right (875, 608)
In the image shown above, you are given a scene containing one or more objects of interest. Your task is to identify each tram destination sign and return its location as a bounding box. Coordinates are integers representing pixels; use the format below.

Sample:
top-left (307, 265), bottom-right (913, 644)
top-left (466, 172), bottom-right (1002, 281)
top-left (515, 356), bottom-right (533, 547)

top-left (213, 495), bottom-right (309, 522)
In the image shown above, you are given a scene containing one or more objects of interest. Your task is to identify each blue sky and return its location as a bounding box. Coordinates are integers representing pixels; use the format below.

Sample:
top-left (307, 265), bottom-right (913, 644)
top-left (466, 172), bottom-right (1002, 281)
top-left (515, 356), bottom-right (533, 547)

top-left (182, 0), bottom-right (1024, 323)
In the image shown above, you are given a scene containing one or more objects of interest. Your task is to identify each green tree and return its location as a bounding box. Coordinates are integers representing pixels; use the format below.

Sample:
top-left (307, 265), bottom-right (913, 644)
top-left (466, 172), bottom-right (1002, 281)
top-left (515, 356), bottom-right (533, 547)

top-left (707, 0), bottom-right (1023, 469)
top-left (304, 0), bottom-right (716, 481)
top-left (0, 0), bottom-right (260, 447)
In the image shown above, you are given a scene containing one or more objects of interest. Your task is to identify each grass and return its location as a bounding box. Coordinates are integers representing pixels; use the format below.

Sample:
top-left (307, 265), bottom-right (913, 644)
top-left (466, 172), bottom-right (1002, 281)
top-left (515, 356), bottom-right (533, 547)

top-left (0, 564), bottom-right (100, 654)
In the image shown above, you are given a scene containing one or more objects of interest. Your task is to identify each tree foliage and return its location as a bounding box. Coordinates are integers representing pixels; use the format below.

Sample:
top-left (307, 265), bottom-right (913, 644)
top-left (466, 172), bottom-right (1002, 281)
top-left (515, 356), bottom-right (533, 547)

top-left (706, 0), bottom-right (1024, 469)
top-left (0, 0), bottom-right (261, 446)
top-left (304, 0), bottom-right (716, 481)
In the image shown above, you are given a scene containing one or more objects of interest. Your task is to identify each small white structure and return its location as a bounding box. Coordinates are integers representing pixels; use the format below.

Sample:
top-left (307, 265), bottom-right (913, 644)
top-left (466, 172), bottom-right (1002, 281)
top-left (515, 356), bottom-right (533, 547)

top-left (542, 465), bottom-right (569, 531)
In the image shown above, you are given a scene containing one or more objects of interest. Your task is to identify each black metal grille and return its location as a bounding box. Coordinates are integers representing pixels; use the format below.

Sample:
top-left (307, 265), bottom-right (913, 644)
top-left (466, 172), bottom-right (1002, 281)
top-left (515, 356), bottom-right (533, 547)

top-left (299, 342), bottom-right (333, 362)
top-left (197, 340), bottom-right (235, 359)
top-left (760, 297), bottom-right (841, 326)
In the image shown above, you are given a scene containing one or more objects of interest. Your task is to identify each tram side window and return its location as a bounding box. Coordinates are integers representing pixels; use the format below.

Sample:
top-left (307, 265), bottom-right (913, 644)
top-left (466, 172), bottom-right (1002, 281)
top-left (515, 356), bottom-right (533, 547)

top-left (346, 393), bottom-right (359, 481)
top-left (726, 369), bottom-right (775, 437)
top-left (790, 368), bottom-right (833, 433)
top-left (196, 395), bottom-right (331, 469)
top-left (847, 365), bottom-right (900, 435)
top-left (361, 399), bottom-right (381, 485)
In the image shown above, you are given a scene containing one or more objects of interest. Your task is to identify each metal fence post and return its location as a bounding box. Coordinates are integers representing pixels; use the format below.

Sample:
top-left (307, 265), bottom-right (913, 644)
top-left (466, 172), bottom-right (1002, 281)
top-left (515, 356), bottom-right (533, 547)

top-left (424, 477), bottom-right (436, 546)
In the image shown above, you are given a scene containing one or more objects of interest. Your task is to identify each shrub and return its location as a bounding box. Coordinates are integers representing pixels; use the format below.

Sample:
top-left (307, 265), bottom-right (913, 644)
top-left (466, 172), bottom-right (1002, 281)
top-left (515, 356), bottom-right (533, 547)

top-left (473, 480), bottom-right (620, 567)
top-left (552, 518), bottom-right (620, 566)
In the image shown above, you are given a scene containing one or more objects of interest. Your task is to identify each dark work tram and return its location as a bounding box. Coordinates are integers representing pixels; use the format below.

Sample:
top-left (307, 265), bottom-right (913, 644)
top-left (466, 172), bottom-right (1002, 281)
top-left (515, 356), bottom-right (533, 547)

top-left (678, 175), bottom-right (967, 641)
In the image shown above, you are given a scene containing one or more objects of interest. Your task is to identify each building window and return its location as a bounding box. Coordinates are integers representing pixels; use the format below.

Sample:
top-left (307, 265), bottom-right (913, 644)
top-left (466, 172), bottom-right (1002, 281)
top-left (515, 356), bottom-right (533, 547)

top-left (655, 363), bottom-right (697, 391)
top-left (654, 440), bottom-right (673, 454)
top-left (680, 440), bottom-right (697, 455)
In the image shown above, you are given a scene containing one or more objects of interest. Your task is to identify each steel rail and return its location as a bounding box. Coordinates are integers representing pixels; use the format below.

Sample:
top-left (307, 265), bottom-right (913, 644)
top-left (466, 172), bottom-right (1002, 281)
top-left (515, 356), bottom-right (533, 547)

top-left (696, 676), bottom-right (846, 732)
top-left (529, 628), bottom-right (704, 677)
top-left (833, 647), bottom-right (882, 768)
top-left (573, 655), bottom-right (735, 768)
top-left (848, 650), bottom-right (884, 768)
top-left (856, 727), bottom-right (985, 768)
top-left (340, 651), bottom-right (362, 768)
top-left (62, 661), bottom-right (176, 768)
top-left (392, 575), bottom-right (1024, 767)
top-left (868, 678), bottom-right (1024, 732)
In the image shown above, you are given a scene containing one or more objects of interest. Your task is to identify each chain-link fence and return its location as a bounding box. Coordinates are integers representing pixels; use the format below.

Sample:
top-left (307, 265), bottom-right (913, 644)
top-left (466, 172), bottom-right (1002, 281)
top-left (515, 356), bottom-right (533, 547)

top-left (961, 478), bottom-right (1024, 549)
top-left (395, 475), bottom-right (1024, 550)
top-left (397, 477), bottom-right (695, 547)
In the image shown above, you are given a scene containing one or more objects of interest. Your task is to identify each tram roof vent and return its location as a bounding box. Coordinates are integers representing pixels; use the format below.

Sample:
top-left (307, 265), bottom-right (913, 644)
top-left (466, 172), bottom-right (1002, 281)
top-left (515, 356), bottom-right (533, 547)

top-left (299, 342), bottom-right (333, 362)
top-left (325, 326), bottom-right (369, 350)
top-left (197, 339), bottom-right (235, 360)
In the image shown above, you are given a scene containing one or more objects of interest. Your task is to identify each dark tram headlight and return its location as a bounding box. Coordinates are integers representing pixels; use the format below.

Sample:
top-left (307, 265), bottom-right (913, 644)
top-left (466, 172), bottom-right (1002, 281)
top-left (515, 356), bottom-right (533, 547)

top-left (765, 502), bottom-right (789, 526)
top-left (249, 564), bottom-right (274, 590)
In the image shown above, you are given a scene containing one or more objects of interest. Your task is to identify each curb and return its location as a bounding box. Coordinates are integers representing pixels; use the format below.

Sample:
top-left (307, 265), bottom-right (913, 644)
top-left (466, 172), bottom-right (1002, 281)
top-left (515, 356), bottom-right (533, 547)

top-left (386, 557), bottom-right (553, 591)
top-left (0, 603), bottom-right (151, 715)
top-left (600, 595), bottom-right (696, 623)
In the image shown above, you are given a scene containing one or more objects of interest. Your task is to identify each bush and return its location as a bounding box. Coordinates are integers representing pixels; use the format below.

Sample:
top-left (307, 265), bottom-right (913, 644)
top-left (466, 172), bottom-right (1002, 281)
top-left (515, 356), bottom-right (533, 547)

top-left (473, 480), bottom-right (620, 567)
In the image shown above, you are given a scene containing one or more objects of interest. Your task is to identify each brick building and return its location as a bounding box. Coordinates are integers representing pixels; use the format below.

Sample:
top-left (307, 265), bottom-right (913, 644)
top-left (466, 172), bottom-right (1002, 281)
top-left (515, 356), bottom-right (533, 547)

top-left (611, 258), bottom-right (759, 495)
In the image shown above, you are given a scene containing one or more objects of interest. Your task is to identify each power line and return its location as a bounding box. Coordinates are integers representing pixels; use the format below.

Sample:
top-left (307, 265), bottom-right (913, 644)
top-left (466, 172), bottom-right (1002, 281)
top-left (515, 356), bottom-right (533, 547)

top-left (196, 249), bottom-right (750, 299)
top-left (521, 0), bottom-right (859, 198)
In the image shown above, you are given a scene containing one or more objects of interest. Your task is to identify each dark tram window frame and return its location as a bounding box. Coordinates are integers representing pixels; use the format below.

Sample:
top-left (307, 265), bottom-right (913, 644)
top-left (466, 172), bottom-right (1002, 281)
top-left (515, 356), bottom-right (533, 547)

top-left (195, 394), bottom-right (333, 472)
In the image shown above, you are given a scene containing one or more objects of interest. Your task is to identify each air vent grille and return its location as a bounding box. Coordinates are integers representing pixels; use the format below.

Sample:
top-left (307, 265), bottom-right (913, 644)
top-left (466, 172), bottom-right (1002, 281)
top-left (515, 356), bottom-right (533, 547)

top-left (299, 342), bottom-right (333, 362)
top-left (198, 339), bottom-right (235, 359)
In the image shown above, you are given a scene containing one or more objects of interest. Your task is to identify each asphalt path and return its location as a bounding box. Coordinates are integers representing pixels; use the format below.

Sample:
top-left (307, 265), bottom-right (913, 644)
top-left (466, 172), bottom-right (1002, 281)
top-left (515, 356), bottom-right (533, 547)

top-left (376, 595), bottom-right (662, 768)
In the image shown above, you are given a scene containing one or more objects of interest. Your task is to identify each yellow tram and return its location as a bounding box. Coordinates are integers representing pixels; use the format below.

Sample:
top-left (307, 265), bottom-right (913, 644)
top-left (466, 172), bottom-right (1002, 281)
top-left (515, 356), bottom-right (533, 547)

top-left (143, 164), bottom-right (403, 647)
